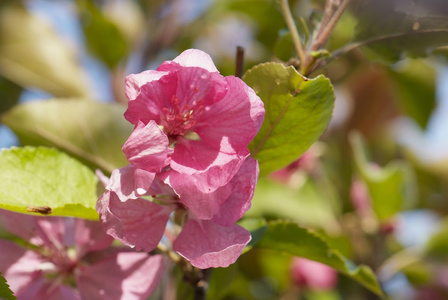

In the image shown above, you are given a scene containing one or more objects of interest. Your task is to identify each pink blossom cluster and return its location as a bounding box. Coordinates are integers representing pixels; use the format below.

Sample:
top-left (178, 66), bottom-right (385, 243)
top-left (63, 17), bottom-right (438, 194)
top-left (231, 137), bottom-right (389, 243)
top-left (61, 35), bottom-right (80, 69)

top-left (0, 209), bottom-right (163, 300)
top-left (97, 49), bottom-right (265, 269)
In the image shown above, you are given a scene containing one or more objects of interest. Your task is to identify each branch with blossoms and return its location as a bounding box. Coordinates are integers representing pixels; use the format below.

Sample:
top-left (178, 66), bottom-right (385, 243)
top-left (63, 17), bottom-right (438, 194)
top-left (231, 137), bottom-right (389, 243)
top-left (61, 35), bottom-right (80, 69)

top-left (8, 0), bottom-right (447, 298)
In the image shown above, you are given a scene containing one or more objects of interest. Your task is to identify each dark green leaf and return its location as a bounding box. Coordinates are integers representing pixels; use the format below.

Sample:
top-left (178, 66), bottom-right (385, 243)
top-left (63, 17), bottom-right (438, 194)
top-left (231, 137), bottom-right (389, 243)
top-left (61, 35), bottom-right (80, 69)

top-left (351, 0), bottom-right (448, 61)
top-left (0, 147), bottom-right (98, 219)
top-left (255, 220), bottom-right (384, 297)
top-left (77, 0), bottom-right (128, 69)
top-left (244, 63), bottom-right (335, 176)
top-left (238, 218), bottom-right (268, 254)
top-left (0, 272), bottom-right (15, 300)
top-left (1, 99), bottom-right (132, 173)
top-left (388, 59), bottom-right (436, 129)
top-left (0, 76), bottom-right (21, 114)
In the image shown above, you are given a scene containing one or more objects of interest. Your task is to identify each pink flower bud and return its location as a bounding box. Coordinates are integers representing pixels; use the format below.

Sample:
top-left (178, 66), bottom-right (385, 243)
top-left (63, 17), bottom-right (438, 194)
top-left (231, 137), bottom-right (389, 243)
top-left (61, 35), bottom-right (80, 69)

top-left (290, 257), bottom-right (338, 290)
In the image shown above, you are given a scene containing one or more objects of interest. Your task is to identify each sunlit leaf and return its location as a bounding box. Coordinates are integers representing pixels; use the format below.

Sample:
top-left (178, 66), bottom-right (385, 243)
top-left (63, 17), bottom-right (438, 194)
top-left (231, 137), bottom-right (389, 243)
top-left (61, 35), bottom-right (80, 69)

top-left (244, 62), bottom-right (334, 176)
top-left (0, 4), bottom-right (88, 97)
top-left (0, 147), bottom-right (98, 220)
top-left (350, 132), bottom-right (417, 220)
top-left (247, 177), bottom-right (339, 230)
top-left (255, 220), bottom-right (385, 297)
top-left (1, 99), bottom-right (132, 174)
top-left (0, 272), bottom-right (15, 300)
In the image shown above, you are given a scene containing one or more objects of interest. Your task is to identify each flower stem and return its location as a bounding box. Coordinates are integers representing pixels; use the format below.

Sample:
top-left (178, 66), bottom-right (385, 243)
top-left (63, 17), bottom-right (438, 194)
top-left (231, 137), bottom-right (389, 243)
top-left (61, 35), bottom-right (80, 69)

top-left (280, 0), bottom-right (305, 69)
top-left (235, 46), bottom-right (245, 78)
top-left (193, 268), bottom-right (212, 300)
top-left (302, 0), bottom-right (351, 75)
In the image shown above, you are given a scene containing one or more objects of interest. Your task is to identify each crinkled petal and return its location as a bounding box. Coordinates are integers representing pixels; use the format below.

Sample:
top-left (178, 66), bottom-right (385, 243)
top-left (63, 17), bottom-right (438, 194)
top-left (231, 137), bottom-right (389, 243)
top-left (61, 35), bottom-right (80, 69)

top-left (160, 170), bottom-right (232, 220)
top-left (122, 120), bottom-right (172, 172)
top-left (195, 76), bottom-right (265, 152)
top-left (74, 219), bottom-right (114, 257)
top-left (125, 70), bottom-right (168, 101)
top-left (173, 219), bottom-right (251, 269)
top-left (213, 157), bottom-right (260, 226)
top-left (77, 253), bottom-right (164, 300)
top-left (107, 165), bottom-right (155, 201)
top-left (124, 73), bottom-right (176, 125)
top-left (125, 67), bottom-right (226, 127)
top-left (158, 49), bottom-right (219, 73)
top-left (96, 191), bottom-right (173, 251)
top-left (0, 240), bottom-right (44, 295)
top-left (171, 138), bottom-right (249, 180)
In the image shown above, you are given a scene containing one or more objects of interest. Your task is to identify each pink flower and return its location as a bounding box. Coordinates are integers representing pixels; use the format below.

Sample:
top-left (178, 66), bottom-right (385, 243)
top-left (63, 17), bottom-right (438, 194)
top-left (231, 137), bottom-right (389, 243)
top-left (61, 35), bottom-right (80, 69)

top-left (290, 257), bottom-right (338, 291)
top-left (0, 209), bottom-right (164, 300)
top-left (124, 49), bottom-right (264, 195)
top-left (96, 49), bottom-right (264, 269)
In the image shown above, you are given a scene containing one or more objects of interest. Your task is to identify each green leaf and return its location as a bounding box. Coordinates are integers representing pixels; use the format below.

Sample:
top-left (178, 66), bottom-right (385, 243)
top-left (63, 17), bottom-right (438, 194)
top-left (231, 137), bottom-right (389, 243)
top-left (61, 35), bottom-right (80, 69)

top-left (77, 0), bottom-right (128, 69)
top-left (0, 272), bottom-right (16, 300)
top-left (243, 63), bottom-right (335, 176)
top-left (0, 146), bottom-right (98, 219)
top-left (350, 132), bottom-right (417, 220)
top-left (351, 0), bottom-right (448, 61)
top-left (425, 217), bottom-right (448, 262)
top-left (238, 218), bottom-right (268, 254)
top-left (255, 220), bottom-right (384, 297)
top-left (0, 4), bottom-right (88, 97)
top-left (246, 177), bottom-right (340, 230)
top-left (1, 99), bottom-right (132, 173)
top-left (388, 59), bottom-right (436, 129)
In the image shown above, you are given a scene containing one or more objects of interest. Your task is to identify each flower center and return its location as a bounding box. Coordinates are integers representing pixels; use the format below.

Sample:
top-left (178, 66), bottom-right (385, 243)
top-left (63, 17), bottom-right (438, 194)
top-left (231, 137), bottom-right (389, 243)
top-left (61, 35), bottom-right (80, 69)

top-left (161, 96), bottom-right (204, 138)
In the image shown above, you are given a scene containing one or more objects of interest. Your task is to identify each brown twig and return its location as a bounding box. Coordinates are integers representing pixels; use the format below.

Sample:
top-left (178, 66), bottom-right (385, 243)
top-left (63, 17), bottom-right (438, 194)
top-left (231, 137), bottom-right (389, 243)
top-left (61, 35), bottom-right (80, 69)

top-left (302, 0), bottom-right (351, 74)
top-left (235, 46), bottom-right (245, 78)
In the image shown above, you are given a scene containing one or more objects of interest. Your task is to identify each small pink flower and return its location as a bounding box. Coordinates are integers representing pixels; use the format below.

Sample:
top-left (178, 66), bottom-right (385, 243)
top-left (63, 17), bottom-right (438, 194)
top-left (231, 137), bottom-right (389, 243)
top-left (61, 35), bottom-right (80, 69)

top-left (0, 209), bottom-right (164, 300)
top-left (290, 257), bottom-right (338, 291)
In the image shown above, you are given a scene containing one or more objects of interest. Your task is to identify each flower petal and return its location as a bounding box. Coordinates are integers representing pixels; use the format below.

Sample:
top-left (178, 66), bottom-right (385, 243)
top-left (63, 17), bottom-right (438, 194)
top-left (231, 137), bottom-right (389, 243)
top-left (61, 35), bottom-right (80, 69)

top-left (107, 165), bottom-right (155, 201)
top-left (0, 208), bottom-right (42, 244)
top-left (195, 76), bottom-right (265, 152)
top-left (96, 191), bottom-right (173, 251)
top-left (213, 157), bottom-right (260, 226)
top-left (170, 138), bottom-right (249, 180)
top-left (77, 253), bottom-right (164, 300)
top-left (161, 170), bottom-right (232, 220)
top-left (74, 219), bottom-right (114, 257)
top-left (18, 281), bottom-right (81, 300)
top-left (158, 49), bottom-right (219, 73)
top-left (122, 120), bottom-right (172, 172)
top-left (0, 240), bottom-right (44, 295)
top-left (173, 219), bottom-right (251, 269)
top-left (125, 70), bottom-right (168, 101)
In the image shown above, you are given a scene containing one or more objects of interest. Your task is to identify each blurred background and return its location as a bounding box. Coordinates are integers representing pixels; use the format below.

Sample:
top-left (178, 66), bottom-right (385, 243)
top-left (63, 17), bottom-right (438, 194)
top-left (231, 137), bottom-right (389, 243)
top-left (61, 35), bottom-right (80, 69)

top-left (1, 0), bottom-right (448, 299)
